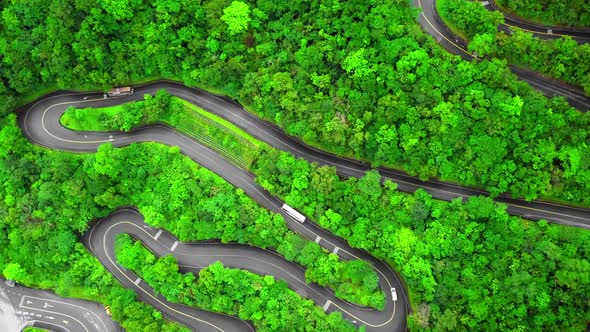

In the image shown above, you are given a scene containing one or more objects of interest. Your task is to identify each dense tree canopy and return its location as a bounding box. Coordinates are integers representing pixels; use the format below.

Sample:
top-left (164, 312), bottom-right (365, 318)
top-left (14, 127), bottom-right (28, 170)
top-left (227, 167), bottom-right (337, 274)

top-left (0, 109), bottom-right (381, 331)
top-left (1, 0), bottom-right (590, 330)
top-left (252, 148), bottom-right (590, 331)
top-left (1, 0), bottom-right (590, 204)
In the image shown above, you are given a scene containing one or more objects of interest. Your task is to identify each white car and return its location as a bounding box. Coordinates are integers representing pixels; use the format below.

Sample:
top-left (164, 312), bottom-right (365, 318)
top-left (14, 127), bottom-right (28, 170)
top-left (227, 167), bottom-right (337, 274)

top-left (391, 287), bottom-right (397, 302)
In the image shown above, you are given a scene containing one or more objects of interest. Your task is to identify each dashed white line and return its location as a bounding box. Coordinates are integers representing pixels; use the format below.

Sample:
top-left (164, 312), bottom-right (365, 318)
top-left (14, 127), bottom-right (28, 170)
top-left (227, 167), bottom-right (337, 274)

top-left (134, 277), bottom-right (141, 286)
top-left (333, 247), bottom-right (340, 255)
top-left (154, 230), bottom-right (163, 240)
top-left (170, 241), bottom-right (179, 252)
top-left (314, 236), bottom-right (321, 244)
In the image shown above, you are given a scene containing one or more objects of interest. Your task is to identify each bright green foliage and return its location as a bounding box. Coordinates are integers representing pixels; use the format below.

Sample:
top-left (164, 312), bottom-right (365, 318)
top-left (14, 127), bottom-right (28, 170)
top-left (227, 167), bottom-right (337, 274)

top-left (1, 0), bottom-right (590, 329)
top-left (1, 110), bottom-right (382, 318)
top-left (61, 90), bottom-right (261, 169)
top-left (437, 0), bottom-right (504, 38)
top-left (0, 0), bottom-right (589, 204)
top-left (252, 148), bottom-right (590, 331)
top-left (495, 0), bottom-right (590, 27)
top-left (23, 328), bottom-right (48, 332)
top-left (115, 235), bottom-right (358, 332)
top-left (221, 1), bottom-right (251, 36)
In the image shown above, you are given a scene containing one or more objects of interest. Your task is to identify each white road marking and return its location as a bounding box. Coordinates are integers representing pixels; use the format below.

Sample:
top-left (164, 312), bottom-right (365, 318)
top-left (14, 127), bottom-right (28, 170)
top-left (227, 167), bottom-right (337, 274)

top-left (20, 296), bottom-right (90, 332)
top-left (481, 1), bottom-right (489, 5)
top-left (43, 302), bottom-right (54, 309)
top-left (98, 222), bottom-right (227, 332)
top-left (333, 247), bottom-right (339, 255)
top-left (323, 300), bottom-right (331, 311)
top-left (547, 29), bottom-right (553, 34)
top-left (134, 278), bottom-right (141, 286)
top-left (314, 236), bottom-right (321, 244)
top-left (170, 241), bottom-right (179, 252)
top-left (154, 230), bottom-right (163, 240)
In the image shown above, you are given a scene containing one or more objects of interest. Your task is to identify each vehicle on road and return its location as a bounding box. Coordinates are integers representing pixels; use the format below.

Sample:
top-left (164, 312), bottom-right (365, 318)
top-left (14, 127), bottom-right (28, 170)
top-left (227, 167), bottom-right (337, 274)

top-left (281, 203), bottom-right (306, 223)
top-left (5, 279), bottom-right (15, 287)
top-left (391, 287), bottom-right (397, 302)
top-left (107, 87), bottom-right (134, 97)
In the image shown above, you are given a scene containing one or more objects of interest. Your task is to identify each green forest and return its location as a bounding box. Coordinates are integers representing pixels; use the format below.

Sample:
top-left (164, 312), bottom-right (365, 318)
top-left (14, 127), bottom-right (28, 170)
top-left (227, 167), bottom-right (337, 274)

top-left (54, 90), bottom-right (590, 330)
top-left (494, 0), bottom-right (590, 27)
top-left (1, 0), bottom-right (590, 204)
top-left (1, 0), bottom-right (590, 331)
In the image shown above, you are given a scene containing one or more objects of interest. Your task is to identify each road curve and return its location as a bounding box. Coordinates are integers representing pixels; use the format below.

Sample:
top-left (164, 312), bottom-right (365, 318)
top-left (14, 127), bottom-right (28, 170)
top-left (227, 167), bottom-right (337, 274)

top-left (485, 0), bottom-right (590, 42)
top-left (0, 278), bottom-right (121, 332)
top-left (87, 208), bottom-right (404, 331)
top-left (18, 83), bottom-right (590, 228)
top-left (412, 0), bottom-right (590, 111)
top-left (19, 90), bottom-right (409, 331)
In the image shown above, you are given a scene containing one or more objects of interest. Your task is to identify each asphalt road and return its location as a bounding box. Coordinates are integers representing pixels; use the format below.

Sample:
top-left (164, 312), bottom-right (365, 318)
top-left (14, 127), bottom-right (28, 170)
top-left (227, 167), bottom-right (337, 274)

top-left (485, 0), bottom-right (590, 42)
top-left (86, 208), bottom-right (405, 332)
top-left (19, 90), bottom-right (410, 331)
top-left (0, 278), bottom-right (121, 332)
top-left (19, 83), bottom-right (590, 229)
top-left (412, 0), bottom-right (590, 111)
top-left (16, 78), bottom-right (590, 330)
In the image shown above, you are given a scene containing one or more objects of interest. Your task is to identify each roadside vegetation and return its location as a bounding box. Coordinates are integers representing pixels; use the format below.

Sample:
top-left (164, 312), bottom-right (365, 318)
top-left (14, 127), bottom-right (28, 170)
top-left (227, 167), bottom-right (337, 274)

top-left (61, 90), bottom-right (262, 169)
top-left (61, 92), bottom-right (384, 309)
top-left (437, 0), bottom-right (590, 96)
top-left (115, 234), bottom-right (358, 332)
top-left (0, 109), bottom-right (382, 325)
top-left (1, 0), bottom-right (590, 205)
top-left (494, 0), bottom-right (590, 28)
top-left (56, 92), bottom-right (590, 330)
top-left (252, 148), bottom-right (590, 331)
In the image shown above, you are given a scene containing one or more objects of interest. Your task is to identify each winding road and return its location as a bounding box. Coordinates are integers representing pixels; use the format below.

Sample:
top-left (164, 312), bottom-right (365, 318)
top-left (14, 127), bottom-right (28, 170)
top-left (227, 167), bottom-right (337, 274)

top-left (17, 80), bottom-right (590, 330)
top-left (20, 82), bottom-right (590, 230)
top-left (413, 0), bottom-right (590, 111)
top-left (19, 89), bottom-right (410, 331)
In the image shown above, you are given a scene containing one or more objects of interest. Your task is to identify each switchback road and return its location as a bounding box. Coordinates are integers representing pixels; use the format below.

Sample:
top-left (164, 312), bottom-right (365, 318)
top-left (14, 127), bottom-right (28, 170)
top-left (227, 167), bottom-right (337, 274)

top-left (412, 0), bottom-right (590, 111)
top-left (87, 208), bottom-right (404, 331)
top-left (17, 80), bottom-right (590, 329)
top-left (20, 89), bottom-right (409, 331)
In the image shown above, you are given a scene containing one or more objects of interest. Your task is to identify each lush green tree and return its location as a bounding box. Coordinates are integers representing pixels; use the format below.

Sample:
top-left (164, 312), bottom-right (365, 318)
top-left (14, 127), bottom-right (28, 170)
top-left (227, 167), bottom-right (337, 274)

top-left (221, 1), bottom-right (251, 36)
